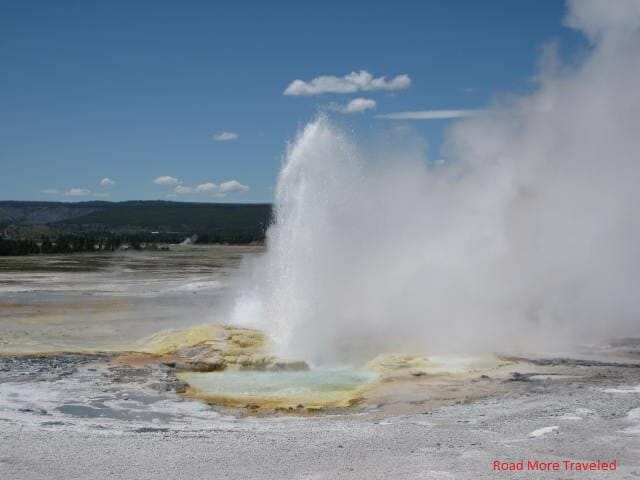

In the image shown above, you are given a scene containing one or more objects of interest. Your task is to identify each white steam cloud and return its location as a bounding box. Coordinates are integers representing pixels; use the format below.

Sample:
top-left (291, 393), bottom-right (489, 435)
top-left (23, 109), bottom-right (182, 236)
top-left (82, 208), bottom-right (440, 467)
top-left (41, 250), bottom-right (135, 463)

top-left (231, 0), bottom-right (640, 364)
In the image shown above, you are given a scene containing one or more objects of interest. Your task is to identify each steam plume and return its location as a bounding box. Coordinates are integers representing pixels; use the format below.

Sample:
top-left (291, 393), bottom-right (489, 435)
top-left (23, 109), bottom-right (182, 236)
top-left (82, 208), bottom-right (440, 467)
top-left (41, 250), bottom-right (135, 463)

top-left (231, 0), bottom-right (640, 363)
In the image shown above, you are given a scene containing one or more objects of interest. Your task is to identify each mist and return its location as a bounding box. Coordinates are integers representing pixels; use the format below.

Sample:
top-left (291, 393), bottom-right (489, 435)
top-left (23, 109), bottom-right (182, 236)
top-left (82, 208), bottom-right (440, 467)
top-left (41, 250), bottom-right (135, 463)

top-left (230, 0), bottom-right (640, 364)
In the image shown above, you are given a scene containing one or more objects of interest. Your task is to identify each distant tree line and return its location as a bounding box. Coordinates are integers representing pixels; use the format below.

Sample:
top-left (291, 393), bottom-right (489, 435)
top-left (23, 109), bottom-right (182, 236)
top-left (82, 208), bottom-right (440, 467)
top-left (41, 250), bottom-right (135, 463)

top-left (0, 233), bottom-right (176, 256)
top-left (0, 230), bottom-right (266, 256)
top-left (195, 232), bottom-right (265, 245)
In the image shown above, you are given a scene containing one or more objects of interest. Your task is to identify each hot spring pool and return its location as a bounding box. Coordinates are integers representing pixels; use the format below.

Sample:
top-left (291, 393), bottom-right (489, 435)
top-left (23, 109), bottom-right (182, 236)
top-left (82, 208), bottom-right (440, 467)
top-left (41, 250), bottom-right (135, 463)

top-left (177, 368), bottom-right (379, 409)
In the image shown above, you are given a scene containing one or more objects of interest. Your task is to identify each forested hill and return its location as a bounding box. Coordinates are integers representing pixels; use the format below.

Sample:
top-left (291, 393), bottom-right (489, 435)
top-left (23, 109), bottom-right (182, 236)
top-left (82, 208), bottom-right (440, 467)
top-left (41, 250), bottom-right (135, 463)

top-left (0, 201), bottom-right (273, 251)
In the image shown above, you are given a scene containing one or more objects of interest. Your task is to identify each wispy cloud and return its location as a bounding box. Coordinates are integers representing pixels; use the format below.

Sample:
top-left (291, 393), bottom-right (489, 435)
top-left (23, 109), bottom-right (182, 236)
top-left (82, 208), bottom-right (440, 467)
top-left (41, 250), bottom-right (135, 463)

top-left (331, 97), bottom-right (377, 114)
top-left (153, 176), bottom-right (180, 186)
top-left (64, 188), bottom-right (91, 197)
top-left (213, 131), bottom-right (239, 141)
top-left (376, 109), bottom-right (480, 120)
top-left (174, 185), bottom-right (194, 194)
top-left (284, 70), bottom-right (411, 96)
top-left (99, 177), bottom-right (115, 186)
top-left (41, 189), bottom-right (58, 194)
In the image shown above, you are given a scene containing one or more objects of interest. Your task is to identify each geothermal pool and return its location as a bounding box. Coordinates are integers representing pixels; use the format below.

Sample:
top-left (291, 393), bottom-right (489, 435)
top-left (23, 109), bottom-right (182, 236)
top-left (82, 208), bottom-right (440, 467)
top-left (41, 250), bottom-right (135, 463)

top-left (177, 369), bottom-right (379, 408)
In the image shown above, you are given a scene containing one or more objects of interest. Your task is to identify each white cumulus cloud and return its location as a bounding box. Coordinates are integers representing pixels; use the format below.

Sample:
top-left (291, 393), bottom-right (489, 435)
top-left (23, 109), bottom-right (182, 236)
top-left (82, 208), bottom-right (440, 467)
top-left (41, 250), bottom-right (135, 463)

top-left (213, 131), bottom-right (239, 141)
top-left (153, 176), bottom-right (180, 186)
top-left (376, 109), bottom-right (480, 120)
top-left (219, 180), bottom-right (249, 194)
top-left (64, 188), bottom-right (91, 197)
top-left (195, 182), bottom-right (218, 193)
top-left (173, 180), bottom-right (250, 197)
top-left (284, 70), bottom-right (411, 96)
top-left (332, 97), bottom-right (377, 114)
top-left (99, 177), bottom-right (115, 186)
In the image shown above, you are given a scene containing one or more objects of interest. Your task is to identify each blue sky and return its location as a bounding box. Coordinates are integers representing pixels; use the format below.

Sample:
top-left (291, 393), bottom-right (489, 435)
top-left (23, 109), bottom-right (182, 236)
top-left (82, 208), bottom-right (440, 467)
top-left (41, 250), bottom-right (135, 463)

top-left (0, 1), bottom-right (585, 203)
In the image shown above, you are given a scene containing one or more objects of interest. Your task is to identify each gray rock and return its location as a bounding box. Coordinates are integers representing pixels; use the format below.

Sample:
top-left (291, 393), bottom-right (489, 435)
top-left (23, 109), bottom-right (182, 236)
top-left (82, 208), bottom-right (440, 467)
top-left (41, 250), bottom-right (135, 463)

top-left (267, 360), bottom-right (309, 372)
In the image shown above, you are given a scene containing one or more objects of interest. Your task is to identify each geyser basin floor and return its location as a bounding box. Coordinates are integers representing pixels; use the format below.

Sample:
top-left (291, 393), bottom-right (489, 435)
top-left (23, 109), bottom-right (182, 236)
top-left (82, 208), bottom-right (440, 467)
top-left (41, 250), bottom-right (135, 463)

top-left (177, 368), bottom-right (378, 409)
top-left (2, 345), bottom-right (640, 480)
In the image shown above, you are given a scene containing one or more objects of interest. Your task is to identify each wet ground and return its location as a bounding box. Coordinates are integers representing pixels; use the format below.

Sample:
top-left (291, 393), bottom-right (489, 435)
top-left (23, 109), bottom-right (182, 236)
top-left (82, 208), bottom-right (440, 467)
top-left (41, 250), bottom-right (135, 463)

top-left (0, 245), bottom-right (261, 353)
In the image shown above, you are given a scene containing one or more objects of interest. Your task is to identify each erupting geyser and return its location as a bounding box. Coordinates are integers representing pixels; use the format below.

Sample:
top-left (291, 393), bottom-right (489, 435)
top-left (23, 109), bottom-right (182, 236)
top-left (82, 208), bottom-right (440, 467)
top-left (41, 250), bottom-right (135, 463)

top-left (232, 0), bottom-right (640, 364)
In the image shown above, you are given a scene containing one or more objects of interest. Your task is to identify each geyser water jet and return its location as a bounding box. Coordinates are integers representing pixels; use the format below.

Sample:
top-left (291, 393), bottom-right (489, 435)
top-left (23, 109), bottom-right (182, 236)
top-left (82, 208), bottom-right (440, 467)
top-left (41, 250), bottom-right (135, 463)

top-left (231, 0), bottom-right (640, 364)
